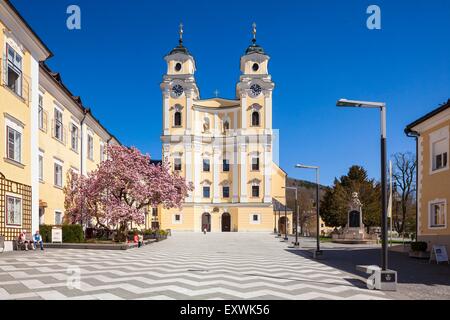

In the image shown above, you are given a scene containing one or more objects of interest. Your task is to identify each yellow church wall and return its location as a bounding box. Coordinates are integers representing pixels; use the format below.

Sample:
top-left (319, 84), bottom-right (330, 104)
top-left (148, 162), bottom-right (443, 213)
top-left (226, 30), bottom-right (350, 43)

top-left (236, 207), bottom-right (273, 232)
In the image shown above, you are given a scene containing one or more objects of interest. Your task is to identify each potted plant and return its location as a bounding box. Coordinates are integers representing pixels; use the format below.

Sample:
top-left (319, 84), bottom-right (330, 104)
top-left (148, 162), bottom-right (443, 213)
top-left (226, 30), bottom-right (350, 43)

top-left (409, 241), bottom-right (430, 259)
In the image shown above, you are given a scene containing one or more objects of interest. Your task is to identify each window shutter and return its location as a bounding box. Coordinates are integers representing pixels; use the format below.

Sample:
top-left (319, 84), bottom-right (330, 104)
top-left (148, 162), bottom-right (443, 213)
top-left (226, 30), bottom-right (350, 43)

top-left (1, 52), bottom-right (7, 86)
top-left (43, 110), bottom-right (48, 133)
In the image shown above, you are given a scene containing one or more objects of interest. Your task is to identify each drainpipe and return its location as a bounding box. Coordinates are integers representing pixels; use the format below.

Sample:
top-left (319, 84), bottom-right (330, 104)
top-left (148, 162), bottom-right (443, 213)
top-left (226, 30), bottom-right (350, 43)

top-left (406, 129), bottom-right (420, 240)
top-left (79, 109), bottom-right (88, 231)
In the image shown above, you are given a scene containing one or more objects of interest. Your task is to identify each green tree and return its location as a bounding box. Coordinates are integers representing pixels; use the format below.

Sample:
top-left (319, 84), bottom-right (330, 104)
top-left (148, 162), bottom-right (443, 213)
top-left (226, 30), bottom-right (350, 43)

top-left (320, 166), bottom-right (381, 230)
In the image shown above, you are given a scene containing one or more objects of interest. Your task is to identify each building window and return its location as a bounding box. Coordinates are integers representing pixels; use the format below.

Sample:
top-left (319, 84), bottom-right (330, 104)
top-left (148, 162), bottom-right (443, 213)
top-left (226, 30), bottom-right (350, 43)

top-left (174, 158), bottom-right (182, 171)
top-left (70, 124), bottom-right (79, 152)
top-left (251, 157), bottom-right (260, 171)
top-left (203, 186), bottom-right (210, 198)
top-left (174, 111), bottom-right (182, 126)
top-left (6, 195), bottom-right (22, 226)
top-left (429, 200), bottom-right (446, 228)
top-left (250, 213), bottom-right (261, 224)
top-left (223, 159), bottom-right (230, 172)
top-left (203, 159), bottom-right (210, 172)
top-left (432, 139), bottom-right (448, 171)
top-left (87, 135), bottom-right (94, 160)
top-left (223, 186), bottom-right (230, 198)
top-left (6, 126), bottom-right (21, 163)
top-left (100, 142), bottom-right (105, 162)
top-left (251, 111), bottom-right (260, 126)
top-left (54, 162), bottom-right (63, 187)
top-left (5, 44), bottom-right (22, 96)
top-left (223, 120), bottom-right (230, 132)
top-left (55, 211), bottom-right (63, 225)
top-left (39, 154), bottom-right (43, 181)
top-left (173, 213), bottom-right (182, 224)
top-left (38, 95), bottom-right (46, 131)
top-left (252, 185), bottom-right (260, 197)
top-left (53, 108), bottom-right (63, 142)
top-left (152, 207), bottom-right (158, 217)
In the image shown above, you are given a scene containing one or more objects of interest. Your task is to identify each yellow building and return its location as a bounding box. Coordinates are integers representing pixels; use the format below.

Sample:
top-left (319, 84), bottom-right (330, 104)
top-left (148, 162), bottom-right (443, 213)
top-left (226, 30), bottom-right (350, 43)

top-left (405, 100), bottom-right (450, 250)
top-left (158, 24), bottom-right (289, 232)
top-left (0, 0), bottom-right (118, 249)
top-left (38, 63), bottom-right (119, 226)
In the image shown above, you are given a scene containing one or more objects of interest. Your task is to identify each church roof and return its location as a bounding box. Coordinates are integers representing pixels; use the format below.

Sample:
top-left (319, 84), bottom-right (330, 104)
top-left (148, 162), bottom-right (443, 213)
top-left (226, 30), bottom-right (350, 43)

top-left (245, 43), bottom-right (266, 55)
top-left (193, 98), bottom-right (240, 109)
top-left (168, 44), bottom-right (190, 56)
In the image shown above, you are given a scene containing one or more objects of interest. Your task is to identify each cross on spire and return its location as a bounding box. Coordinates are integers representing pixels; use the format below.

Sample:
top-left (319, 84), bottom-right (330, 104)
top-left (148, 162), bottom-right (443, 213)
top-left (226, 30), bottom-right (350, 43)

top-left (179, 22), bottom-right (184, 45)
top-left (252, 22), bottom-right (257, 44)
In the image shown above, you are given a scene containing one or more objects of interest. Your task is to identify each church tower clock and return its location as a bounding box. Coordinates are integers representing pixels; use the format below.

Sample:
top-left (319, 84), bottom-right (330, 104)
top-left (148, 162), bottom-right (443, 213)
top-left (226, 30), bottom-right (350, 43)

top-left (161, 23), bottom-right (199, 138)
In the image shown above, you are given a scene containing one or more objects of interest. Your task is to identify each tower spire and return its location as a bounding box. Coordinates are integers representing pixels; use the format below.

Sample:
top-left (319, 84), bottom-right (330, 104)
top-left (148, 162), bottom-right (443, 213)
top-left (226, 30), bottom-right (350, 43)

top-left (179, 22), bottom-right (184, 46)
top-left (252, 22), bottom-right (257, 44)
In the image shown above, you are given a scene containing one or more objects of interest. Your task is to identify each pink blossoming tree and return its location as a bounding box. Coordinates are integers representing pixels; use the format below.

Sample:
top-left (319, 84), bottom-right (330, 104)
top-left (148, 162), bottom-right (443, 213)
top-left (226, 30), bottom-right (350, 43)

top-left (64, 145), bottom-right (193, 241)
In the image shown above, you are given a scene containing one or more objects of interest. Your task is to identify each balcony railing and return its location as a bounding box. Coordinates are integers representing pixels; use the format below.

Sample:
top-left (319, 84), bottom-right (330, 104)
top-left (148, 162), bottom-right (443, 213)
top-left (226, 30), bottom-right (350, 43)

top-left (1, 57), bottom-right (31, 105)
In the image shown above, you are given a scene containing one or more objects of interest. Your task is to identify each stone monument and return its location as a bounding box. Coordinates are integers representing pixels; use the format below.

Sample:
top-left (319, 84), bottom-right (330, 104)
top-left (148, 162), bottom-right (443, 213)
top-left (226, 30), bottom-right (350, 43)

top-left (332, 192), bottom-right (378, 244)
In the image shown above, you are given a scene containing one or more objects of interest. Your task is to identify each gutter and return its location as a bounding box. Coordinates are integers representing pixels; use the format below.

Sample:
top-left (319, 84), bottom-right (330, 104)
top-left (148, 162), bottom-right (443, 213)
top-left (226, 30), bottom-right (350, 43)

top-left (405, 128), bottom-right (420, 240)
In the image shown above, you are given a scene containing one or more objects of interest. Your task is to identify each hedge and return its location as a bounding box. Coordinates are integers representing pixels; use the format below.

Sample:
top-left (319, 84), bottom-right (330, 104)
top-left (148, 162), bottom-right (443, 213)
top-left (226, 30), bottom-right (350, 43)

top-left (39, 224), bottom-right (84, 243)
top-left (62, 224), bottom-right (84, 243)
top-left (411, 241), bottom-right (427, 252)
top-left (39, 225), bottom-right (53, 242)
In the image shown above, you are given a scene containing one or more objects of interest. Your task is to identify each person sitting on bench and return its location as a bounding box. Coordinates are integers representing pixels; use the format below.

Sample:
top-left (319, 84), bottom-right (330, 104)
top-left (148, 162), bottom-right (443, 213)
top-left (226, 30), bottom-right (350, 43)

top-left (33, 230), bottom-right (44, 251)
top-left (18, 231), bottom-right (33, 251)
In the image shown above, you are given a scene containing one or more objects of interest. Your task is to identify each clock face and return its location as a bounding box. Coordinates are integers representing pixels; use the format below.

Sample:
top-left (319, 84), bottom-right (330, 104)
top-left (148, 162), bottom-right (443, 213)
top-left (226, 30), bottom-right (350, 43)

top-left (172, 84), bottom-right (184, 97)
top-left (250, 84), bottom-right (262, 97)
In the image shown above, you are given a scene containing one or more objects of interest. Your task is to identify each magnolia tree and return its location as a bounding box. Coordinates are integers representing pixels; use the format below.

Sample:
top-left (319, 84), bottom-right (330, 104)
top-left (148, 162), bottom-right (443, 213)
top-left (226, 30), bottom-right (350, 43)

top-left (64, 145), bottom-right (193, 241)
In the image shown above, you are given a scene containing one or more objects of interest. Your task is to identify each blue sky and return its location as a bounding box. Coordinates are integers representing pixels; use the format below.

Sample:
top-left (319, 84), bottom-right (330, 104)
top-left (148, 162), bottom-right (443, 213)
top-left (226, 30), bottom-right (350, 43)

top-left (13, 0), bottom-right (450, 185)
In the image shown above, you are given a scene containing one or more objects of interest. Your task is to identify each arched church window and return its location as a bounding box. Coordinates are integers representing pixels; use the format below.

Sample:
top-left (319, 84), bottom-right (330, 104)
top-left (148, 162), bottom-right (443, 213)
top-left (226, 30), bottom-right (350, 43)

top-left (251, 111), bottom-right (260, 126)
top-left (223, 120), bottom-right (230, 132)
top-left (174, 111), bottom-right (182, 126)
top-left (203, 117), bottom-right (210, 132)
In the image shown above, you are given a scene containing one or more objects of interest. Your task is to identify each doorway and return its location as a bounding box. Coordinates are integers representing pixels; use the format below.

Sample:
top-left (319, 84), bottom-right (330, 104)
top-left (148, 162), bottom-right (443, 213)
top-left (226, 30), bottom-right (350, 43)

top-left (221, 212), bottom-right (231, 232)
top-left (202, 212), bottom-right (211, 232)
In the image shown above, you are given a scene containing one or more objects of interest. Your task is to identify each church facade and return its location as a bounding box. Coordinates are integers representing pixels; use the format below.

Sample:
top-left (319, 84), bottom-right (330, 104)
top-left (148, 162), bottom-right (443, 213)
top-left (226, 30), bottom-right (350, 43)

top-left (158, 24), bottom-right (288, 232)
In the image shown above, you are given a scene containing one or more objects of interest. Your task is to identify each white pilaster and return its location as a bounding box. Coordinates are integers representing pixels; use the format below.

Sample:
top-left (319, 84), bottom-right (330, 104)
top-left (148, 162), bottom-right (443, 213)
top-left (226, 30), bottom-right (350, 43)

top-left (263, 139), bottom-right (272, 203)
top-left (240, 141), bottom-right (248, 202)
top-left (163, 90), bottom-right (170, 135)
top-left (81, 122), bottom-right (88, 175)
top-left (185, 92), bottom-right (192, 134)
top-left (241, 92), bottom-right (247, 130)
top-left (213, 146), bottom-right (220, 203)
top-left (264, 91), bottom-right (272, 132)
top-left (185, 140), bottom-right (193, 202)
top-left (162, 143), bottom-right (170, 164)
top-left (193, 143), bottom-right (202, 202)
top-left (232, 137), bottom-right (239, 203)
top-left (30, 56), bottom-right (39, 233)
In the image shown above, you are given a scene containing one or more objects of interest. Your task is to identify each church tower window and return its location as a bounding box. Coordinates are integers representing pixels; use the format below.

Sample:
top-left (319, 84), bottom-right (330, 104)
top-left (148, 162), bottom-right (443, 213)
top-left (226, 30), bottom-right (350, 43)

top-left (174, 111), bottom-right (182, 126)
top-left (251, 111), bottom-right (260, 126)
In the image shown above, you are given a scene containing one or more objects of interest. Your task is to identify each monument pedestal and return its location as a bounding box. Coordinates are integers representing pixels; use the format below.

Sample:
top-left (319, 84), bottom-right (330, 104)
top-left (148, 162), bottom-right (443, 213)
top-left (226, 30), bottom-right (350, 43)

top-left (332, 192), bottom-right (378, 244)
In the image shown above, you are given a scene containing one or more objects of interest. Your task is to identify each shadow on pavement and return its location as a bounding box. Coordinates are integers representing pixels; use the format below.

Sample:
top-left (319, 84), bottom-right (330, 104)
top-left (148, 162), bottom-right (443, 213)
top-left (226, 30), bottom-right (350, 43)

top-left (285, 246), bottom-right (450, 287)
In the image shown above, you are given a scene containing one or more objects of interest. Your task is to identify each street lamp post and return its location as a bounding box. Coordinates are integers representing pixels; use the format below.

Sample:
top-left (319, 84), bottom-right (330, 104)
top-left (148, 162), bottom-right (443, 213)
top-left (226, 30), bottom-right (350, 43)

top-left (283, 186), bottom-right (299, 247)
top-left (336, 98), bottom-right (388, 271)
top-left (295, 164), bottom-right (322, 256)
